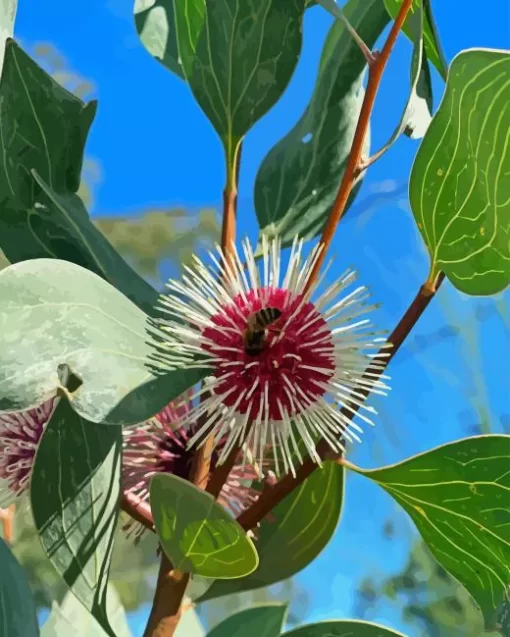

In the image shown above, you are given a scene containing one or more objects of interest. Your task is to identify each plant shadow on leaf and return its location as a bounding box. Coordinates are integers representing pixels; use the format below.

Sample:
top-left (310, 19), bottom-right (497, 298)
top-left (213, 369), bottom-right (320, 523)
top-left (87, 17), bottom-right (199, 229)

top-left (30, 398), bottom-right (122, 637)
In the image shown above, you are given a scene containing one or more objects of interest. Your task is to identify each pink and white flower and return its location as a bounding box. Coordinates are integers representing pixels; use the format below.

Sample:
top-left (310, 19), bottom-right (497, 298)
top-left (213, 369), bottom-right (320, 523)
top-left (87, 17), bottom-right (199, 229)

top-left (122, 397), bottom-right (261, 536)
top-left (0, 399), bottom-right (56, 507)
top-left (149, 237), bottom-right (390, 475)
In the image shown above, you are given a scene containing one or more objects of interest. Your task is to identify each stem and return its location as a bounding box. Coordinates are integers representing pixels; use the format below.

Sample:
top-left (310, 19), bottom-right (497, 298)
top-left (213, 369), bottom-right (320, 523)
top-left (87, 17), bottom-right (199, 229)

top-left (142, 555), bottom-right (189, 637)
top-left (0, 505), bottom-right (15, 543)
top-left (121, 492), bottom-right (154, 531)
top-left (143, 139), bottom-right (243, 637)
top-left (304, 0), bottom-right (415, 295)
top-left (237, 272), bottom-right (445, 531)
top-left (323, 0), bottom-right (377, 65)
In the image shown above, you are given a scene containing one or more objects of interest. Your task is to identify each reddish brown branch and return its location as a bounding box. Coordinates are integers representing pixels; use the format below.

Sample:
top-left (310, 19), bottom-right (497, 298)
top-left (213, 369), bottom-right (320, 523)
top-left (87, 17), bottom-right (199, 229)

top-left (304, 0), bottom-right (415, 294)
top-left (142, 554), bottom-right (189, 637)
top-left (237, 273), bottom-right (445, 531)
top-left (143, 141), bottom-right (243, 637)
top-left (121, 492), bottom-right (154, 531)
top-left (0, 505), bottom-right (15, 544)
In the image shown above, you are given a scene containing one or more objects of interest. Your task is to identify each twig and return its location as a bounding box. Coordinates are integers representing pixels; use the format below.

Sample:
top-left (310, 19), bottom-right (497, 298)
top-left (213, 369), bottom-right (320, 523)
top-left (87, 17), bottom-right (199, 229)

top-left (237, 272), bottom-right (445, 531)
top-left (304, 0), bottom-right (415, 294)
top-left (143, 141), bottom-right (243, 637)
top-left (319, 0), bottom-right (377, 65)
top-left (0, 505), bottom-right (15, 544)
top-left (142, 555), bottom-right (189, 637)
top-left (121, 492), bottom-right (154, 531)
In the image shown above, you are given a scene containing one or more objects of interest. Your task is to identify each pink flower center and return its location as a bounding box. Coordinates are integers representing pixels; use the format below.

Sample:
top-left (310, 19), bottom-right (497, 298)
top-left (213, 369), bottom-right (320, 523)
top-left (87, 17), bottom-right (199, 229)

top-left (202, 287), bottom-right (335, 421)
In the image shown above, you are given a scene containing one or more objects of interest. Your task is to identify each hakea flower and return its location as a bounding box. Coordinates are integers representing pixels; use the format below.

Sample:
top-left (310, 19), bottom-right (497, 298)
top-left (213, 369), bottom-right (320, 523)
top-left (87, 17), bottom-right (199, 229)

top-left (0, 399), bottom-right (56, 507)
top-left (122, 397), bottom-right (261, 537)
top-left (148, 236), bottom-right (390, 476)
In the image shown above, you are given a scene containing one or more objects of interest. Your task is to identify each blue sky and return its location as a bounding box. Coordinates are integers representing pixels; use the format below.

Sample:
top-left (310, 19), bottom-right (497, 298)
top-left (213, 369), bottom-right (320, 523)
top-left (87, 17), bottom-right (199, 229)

top-left (15, 1), bottom-right (509, 635)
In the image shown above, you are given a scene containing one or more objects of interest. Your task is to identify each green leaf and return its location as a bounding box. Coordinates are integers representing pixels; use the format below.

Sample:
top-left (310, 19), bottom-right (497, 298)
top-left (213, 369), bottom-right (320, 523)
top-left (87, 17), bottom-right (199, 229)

top-left (200, 460), bottom-right (344, 600)
top-left (0, 40), bottom-right (158, 314)
top-left (205, 604), bottom-right (288, 637)
top-left (30, 399), bottom-right (121, 637)
top-left (373, 0), bottom-right (433, 146)
top-left (409, 48), bottom-right (510, 296)
top-left (135, 0), bottom-right (317, 84)
top-left (0, 537), bottom-right (39, 637)
top-left (383, 0), bottom-right (448, 79)
top-left (282, 619), bottom-right (407, 636)
top-left (150, 473), bottom-right (259, 578)
top-left (351, 435), bottom-right (510, 627)
top-left (169, 0), bottom-right (305, 167)
top-left (0, 258), bottom-right (207, 424)
top-left (41, 585), bottom-right (132, 637)
top-left (254, 0), bottom-right (389, 248)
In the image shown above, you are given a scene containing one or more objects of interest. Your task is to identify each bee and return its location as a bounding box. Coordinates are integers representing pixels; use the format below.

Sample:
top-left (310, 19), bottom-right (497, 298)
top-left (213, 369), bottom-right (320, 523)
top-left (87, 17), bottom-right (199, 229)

top-left (243, 307), bottom-right (282, 356)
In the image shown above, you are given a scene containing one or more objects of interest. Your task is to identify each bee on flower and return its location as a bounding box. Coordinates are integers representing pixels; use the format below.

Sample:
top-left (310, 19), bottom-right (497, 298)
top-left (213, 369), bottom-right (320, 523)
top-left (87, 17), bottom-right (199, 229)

top-left (148, 236), bottom-right (390, 475)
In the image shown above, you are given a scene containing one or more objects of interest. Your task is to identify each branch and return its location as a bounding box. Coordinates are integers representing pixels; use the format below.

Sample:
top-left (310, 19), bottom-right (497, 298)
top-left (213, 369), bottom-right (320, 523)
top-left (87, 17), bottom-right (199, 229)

top-left (304, 0), bottom-right (415, 294)
top-left (143, 140), bottom-right (243, 637)
top-left (0, 505), bottom-right (15, 543)
top-left (237, 272), bottom-right (445, 531)
top-left (121, 492), bottom-right (154, 531)
top-left (142, 555), bottom-right (189, 637)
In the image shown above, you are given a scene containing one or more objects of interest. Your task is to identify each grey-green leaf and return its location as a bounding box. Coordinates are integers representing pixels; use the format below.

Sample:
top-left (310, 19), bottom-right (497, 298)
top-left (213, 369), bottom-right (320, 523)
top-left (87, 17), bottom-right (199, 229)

top-left (40, 585), bottom-right (132, 637)
top-left (134, 0), bottom-right (185, 79)
top-left (200, 460), bottom-right (344, 600)
top-left (0, 258), bottom-right (207, 424)
top-left (0, 40), bottom-right (158, 314)
top-left (377, 0), bottom-right (433, 148)
top-left (150, 473), bottom-right (259, 578)
top-left (282, 619), bottom-right (407, 636)
top-left (254, 0), bottom-right (389, 248)
top-left (205, 604), bottom-right (287, 637)
top-left (135, 0), bottom-right (317, 83)
top-left (0, 0), bottom-right (17, 75)
top-left (409, 48), bottom-right (510, 295)
top-left (173, 0), bottom-right (306, 160)
top-left (0, 537), bottom-right (39, 637)
top-left (30, 399), bottom-right (121, 637)
top-left (383, 0), bottom-right (448, 79)
top-left (352, 435), bottom-right (510, 627)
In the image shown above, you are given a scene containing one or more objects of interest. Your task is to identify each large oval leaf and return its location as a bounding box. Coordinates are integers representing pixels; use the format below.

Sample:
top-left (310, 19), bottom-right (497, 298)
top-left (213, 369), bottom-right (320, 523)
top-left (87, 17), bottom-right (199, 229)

top-left (40, 585), bottom-right (131, 637)
top-left (0, 258), bottom-right (206, 424)
top-left (0, 40), bottom-right (158, 314)
top-left (151, 473), bottom-right (259, 578)
top-left (205, 604), bottom-right (287, 637)
top-left (0, 536), bottom-right (39, 637)
top-left (282, 619), bottom-right (407, 636)
top-left (136, 0), bottom-right (306, 165)
top-left (409, 48), bottom-right (510, 296)
top-left (254, 0), bottom-right (389, 248)
top-left (200, 460), bottom-right (344, 600)
top-left (31, 399), bottom-right (121, 637)
top-left (135, 0), bottom-right (318, 83)
top-left (383, 0), bottom-right (447, 79)
top-left (351, 435), bottom-right (510, 628)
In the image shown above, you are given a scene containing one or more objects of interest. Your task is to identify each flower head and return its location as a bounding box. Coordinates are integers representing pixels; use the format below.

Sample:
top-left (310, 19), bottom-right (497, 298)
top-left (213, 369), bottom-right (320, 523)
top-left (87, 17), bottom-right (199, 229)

top-left (122, 396), bottom-right (261, 535)
top-left (0, 399), bottom-right (56, 507)
top-left (149, 237), bottom-right (389, 475)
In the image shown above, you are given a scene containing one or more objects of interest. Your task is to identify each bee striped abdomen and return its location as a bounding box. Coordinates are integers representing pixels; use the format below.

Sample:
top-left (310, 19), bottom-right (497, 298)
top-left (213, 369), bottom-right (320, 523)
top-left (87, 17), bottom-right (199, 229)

top-left (243, 307), bottom-right (282, 356)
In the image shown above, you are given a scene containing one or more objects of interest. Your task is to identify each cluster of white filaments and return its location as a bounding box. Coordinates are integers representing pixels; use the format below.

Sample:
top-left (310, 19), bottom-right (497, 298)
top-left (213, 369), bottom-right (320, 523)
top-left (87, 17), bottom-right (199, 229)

top-left (149, 236), bottom-right (390, 475)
